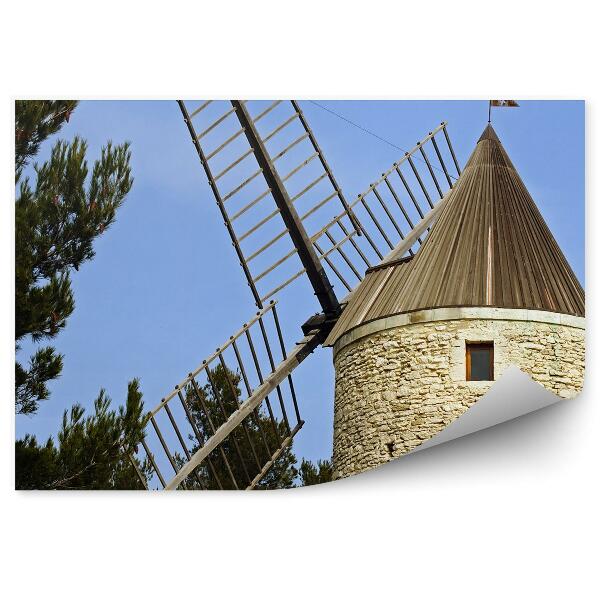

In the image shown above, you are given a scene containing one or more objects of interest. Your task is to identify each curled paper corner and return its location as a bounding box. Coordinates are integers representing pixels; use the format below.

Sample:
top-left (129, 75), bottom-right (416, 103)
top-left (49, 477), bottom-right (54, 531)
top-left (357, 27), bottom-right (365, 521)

top-left (409, 366), bottom-right (573, 455)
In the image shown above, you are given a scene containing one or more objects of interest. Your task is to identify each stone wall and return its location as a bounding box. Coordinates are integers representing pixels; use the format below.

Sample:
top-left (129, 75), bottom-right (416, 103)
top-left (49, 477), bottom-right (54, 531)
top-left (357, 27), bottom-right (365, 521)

top-left (332, 309), bottom-right (585, 479)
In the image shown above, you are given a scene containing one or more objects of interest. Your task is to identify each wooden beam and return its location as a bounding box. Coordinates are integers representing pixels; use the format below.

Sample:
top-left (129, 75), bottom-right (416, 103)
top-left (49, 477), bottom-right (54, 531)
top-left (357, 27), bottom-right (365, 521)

top-left (232, 101), bottom-right (341, 317)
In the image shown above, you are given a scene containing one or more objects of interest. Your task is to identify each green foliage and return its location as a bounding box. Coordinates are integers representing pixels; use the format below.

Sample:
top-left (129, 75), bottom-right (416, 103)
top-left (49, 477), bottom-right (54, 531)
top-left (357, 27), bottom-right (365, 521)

top-left (15, 100), bottom-right (133, 414)
top-left (175, 364), bottom-right (298, 490)
top-left (298, 458), bottom-right (333, 486)
top-left (14, 101), bottom-right (143, 491)
top-left (15, 347), bottom-right (63, 416)
top-left (168, 364), bottom-right (336, 491)
top-left (15, 100), bottom-right (77, 181)
top-left (15, 380), bottom-right (150, 490)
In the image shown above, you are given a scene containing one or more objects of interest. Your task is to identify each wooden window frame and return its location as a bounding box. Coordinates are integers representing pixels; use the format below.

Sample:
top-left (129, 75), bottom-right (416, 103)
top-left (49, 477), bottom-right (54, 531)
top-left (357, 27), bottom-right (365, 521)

top-left (466, 341), bottom-right (494, 381)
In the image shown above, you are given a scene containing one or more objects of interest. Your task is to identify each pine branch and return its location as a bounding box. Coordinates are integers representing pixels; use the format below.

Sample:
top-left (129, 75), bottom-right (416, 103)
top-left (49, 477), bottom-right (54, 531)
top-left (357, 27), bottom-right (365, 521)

top-left (15, 100), bottom-right (78, 181)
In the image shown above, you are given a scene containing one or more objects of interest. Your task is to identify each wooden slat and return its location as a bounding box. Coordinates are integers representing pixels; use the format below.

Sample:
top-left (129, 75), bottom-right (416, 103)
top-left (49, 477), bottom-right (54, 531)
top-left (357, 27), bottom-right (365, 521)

top-left (189, 100), bottom-right (212, 118)
top-left (197, 107), bottom-right (237, 139)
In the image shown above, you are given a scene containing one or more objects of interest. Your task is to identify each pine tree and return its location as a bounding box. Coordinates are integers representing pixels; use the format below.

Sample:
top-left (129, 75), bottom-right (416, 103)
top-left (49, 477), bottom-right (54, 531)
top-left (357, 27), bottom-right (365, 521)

top-left (15, 380), bottom-right (150, 490)
top-left (15, 100), bottom-right (133, 414)
top-left (174, 363), bottom-right (299, 490)
top-left (298, 458), bottom-right (333, 486)
top-left (14, 101), bottom-right (148, 491)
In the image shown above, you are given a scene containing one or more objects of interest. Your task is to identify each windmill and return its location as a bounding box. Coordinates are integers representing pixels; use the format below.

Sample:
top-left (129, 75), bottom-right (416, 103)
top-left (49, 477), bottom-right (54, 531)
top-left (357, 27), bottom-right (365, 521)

top-left (130, 100), bottom-right (462, 489)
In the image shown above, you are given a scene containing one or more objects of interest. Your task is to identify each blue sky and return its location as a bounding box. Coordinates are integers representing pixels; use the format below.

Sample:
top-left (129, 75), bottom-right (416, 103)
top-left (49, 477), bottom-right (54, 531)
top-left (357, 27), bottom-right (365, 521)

top-left (15, 100), bottom-right (585, 466)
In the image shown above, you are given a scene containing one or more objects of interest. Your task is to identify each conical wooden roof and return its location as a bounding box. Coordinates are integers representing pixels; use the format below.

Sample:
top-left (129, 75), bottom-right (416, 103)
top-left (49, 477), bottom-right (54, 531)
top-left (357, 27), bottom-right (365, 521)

top-left (326, 124), bottom-right (584, 346)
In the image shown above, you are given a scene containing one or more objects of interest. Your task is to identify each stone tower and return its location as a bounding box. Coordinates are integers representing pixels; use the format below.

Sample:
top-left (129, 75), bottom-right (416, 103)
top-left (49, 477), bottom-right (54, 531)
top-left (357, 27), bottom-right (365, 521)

top-left (325, 124), bottom-right (585, 480)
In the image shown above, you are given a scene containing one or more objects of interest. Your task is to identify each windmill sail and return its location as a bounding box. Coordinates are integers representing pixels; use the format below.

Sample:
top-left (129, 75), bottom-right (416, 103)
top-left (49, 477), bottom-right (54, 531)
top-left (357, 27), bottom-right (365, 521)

top-left (311, 123), bottom-right (462, 300)
top-left (179, 99), bottom-right (357, 311)
top-left (132, 301), bottom-right (319, 490)
top-left (179, 101), bottom-right (461, 312)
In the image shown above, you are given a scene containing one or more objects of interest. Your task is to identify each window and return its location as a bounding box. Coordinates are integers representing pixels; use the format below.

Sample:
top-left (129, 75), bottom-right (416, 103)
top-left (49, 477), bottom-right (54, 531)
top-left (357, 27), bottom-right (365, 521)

top-left (466, 342), bottom-right (494, 381)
